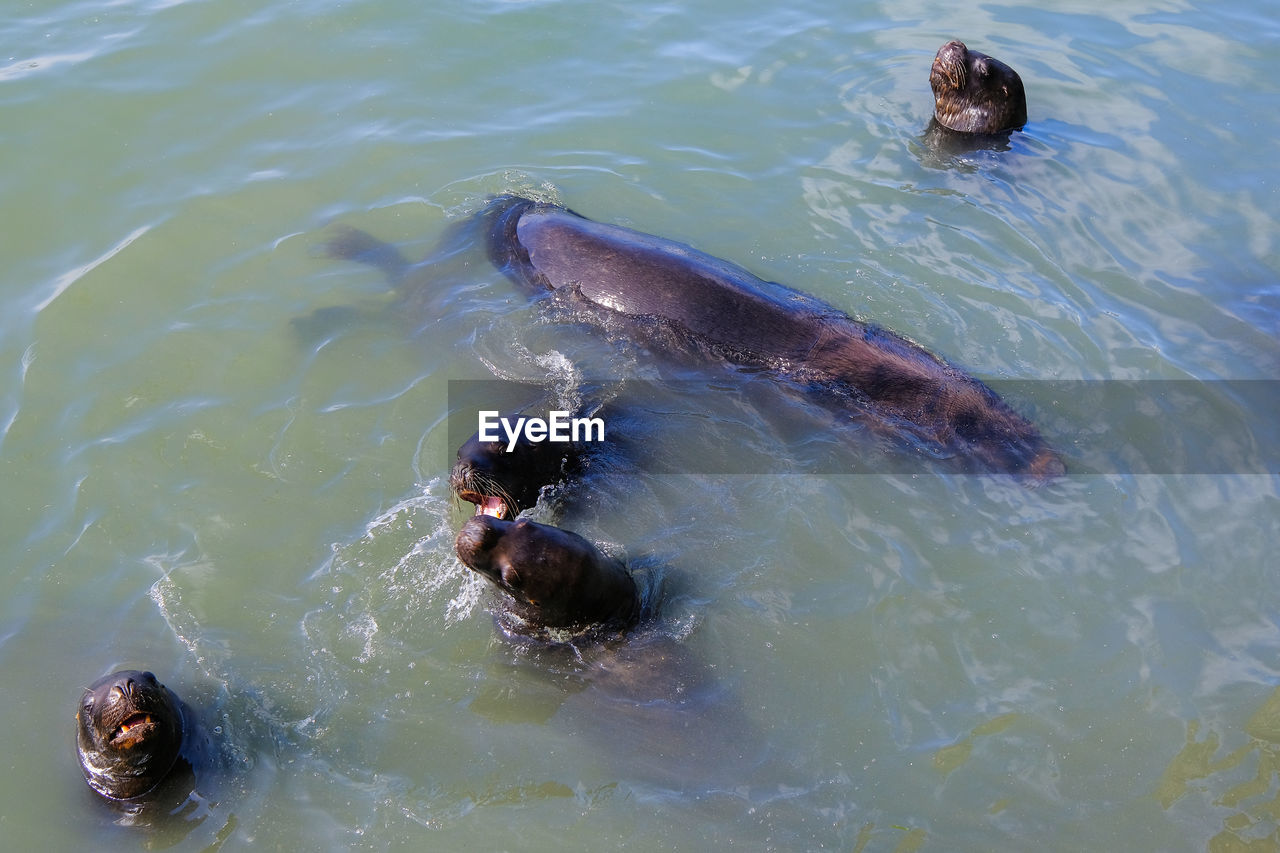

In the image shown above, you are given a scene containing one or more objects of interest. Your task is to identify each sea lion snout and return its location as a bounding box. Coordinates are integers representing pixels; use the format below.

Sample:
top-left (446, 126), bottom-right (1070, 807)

top-left (112, 671), bottom-right (158, 703)
top-left (455, 515), bottom-right (506, 568)
top-left (930, 40), bottom-right (969, 92)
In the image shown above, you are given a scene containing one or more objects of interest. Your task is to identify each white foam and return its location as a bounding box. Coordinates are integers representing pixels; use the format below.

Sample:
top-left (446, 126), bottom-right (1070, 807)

top-left (34, 225), bottom-right (152, 313)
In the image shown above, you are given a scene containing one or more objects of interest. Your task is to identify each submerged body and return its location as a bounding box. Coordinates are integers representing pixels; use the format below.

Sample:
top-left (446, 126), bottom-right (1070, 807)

top-left (485, 196), bottom-right (1062, 478)
top-left (457, 514), bottom-right (780, 802)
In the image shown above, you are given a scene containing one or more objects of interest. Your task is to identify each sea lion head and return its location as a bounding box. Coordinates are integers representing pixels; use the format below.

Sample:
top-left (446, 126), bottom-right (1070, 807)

top-left (449, 424), bottom-right (576, 519)
top-left (455, 515), bottom-right (638, 631)
top-left (929, 40), bottom-right (1027, 134)
top-left (75, 670), bottom-right (185, 801)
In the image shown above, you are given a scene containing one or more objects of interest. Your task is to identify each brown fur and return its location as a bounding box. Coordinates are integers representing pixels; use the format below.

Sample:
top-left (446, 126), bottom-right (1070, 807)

top-left (455, 516), bottom-right (638, 631)
top-left (487, 197), bottom-right (1063, 478)
top-left (930, 40), bottom-right (1028, 134)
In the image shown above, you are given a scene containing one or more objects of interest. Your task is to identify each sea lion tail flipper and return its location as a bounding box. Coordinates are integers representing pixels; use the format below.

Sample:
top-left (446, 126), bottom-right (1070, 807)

top-left (1025, 446), bottom-right (1067, 482)
top-left (324, 225), bottom-right (412, 284)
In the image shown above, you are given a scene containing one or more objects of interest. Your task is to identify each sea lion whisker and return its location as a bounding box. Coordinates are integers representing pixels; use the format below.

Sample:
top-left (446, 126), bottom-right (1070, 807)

top-left (463, 471), bottom-right (520, 518)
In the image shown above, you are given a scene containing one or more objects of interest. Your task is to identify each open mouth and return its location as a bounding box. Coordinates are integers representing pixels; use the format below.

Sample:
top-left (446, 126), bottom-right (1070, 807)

top-left (110, 713), bottom-right (156, 746)
top-left (458, 490), bottom-right (509, 518)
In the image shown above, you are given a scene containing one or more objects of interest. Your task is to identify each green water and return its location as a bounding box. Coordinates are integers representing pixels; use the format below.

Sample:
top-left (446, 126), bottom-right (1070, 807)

top-left (2, 0), bottom-right (1277, 849)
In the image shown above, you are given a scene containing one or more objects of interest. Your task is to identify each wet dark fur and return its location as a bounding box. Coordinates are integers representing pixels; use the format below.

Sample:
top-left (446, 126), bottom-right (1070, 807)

top-left (929, 40), bottom-right (1028, 134)
top-left (485, 196), bottom-right (1062, 478)
top-left (75, 670), bottom-right (193, 801)
top-left (449, 422), bottom-right (582, 519)
top-left (455, 515), bottom-right (639, 632)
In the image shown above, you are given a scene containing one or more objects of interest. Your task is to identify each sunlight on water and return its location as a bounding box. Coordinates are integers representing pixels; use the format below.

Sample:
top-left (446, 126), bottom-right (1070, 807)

top-left (0, 0), bottom-right (1277, 849)
top-left (312, 478), bottom-right (485, 631)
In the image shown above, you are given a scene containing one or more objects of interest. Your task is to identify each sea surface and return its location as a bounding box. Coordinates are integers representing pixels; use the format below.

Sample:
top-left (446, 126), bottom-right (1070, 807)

top-left (2, 0), bottom-right (1277, 850)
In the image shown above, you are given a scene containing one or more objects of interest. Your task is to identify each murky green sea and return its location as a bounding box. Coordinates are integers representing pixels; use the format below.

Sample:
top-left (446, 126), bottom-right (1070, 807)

top-left (2, 0), bottom-right (1278, 849)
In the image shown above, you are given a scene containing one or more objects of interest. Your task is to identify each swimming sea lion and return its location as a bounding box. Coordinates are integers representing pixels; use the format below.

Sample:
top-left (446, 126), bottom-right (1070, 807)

top-left (484, 196), bottom-right (1063, 478)
top-left (75, 670), bottom-right (194, 801)
top-left (450, 420), bottom-right (581, 520)
top-left (929, 40), bottom-right (1027, 134)
top-left (458, 518), bottom-right (787, 813)
top-left (325, 195), bottom-right (1062, 477)
top-left (455, 515), bottom-right (639, 633)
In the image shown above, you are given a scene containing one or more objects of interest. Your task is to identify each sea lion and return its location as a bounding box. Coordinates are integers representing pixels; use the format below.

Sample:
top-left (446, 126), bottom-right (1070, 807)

top-left (929, 40), bottom-right (1027, 134)
top-left (75, 670), bottom-right (195, 802)
top-left (455, 515), bottom-right (639, 634)
top-left (458, 518), bottom-right (784, 812)
top-left (326, 195), bottom-right (1062, 477)
top-left (485, 196), bottom-right (1063, 478)
top-left (450, 420), bottom-right (581, 520)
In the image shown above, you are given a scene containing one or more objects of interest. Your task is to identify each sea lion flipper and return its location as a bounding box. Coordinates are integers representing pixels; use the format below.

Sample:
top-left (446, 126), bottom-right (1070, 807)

top-left (290, 304), bottom-right (368, 342)
top-left (324, 225), bottom-right (411, 284)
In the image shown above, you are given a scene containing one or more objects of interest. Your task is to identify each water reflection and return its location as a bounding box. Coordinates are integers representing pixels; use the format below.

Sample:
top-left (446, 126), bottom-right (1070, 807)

top-left (1159, 688), bottom-right (1280, 851)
